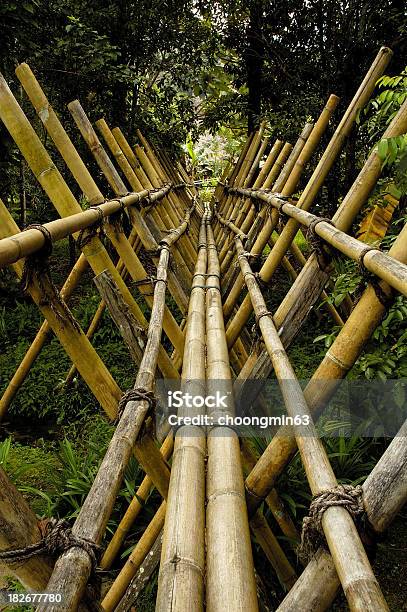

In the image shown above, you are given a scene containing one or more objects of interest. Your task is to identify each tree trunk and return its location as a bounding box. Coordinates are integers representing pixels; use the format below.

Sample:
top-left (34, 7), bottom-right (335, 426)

top-left (246, 0), bottom-right (264, 133)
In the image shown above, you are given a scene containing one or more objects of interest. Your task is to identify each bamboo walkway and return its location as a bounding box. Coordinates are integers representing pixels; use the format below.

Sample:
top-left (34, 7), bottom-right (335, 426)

top-left (0, 47), bottom-right (406, 611)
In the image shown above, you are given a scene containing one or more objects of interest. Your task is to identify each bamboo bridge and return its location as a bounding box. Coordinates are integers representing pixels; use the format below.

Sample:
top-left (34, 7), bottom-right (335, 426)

top-left (0, 46), bottom-right (406, 611)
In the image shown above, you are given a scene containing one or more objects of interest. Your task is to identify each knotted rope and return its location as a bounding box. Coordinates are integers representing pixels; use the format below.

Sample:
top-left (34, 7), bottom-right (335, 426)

top-left (77, 206), bottom-right (105, 250)
top-left (357, 246), bottom-right (393, 307)
top-left (306, 217), bottom-right (334, 270)
top-left (116, 387), bottom-right (157, 425)
top-left (21, 225), bottom-right (80, 332)
top-left (0, 518), bottom-right (100, 570)
top-left (299, 484), bottom-right (364, 561)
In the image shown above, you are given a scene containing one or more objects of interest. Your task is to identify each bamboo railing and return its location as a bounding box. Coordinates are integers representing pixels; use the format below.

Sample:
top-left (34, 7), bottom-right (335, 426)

top-left (0, 46), bottom-right (405, 612)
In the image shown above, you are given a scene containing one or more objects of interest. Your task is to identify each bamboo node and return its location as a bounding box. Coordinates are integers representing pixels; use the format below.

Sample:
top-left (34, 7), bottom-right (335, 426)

top-left (0, 517), bottom-right (101, 571)
top-left (298, 484), bottom-right (364, 562)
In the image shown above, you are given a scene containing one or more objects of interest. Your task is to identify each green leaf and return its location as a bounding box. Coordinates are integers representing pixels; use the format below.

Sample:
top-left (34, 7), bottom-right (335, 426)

top-left (377, 139), bottom-right (388, 160)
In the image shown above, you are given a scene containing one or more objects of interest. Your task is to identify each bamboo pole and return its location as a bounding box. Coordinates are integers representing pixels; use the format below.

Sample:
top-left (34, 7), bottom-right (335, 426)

top-left (134, 144), bottom-right (197, 267)
top-left (156, 214), bottom-right (208, 611)
top-left (234, 138), bottom-right (298, 235)
top-left (0, 253), bottom-right (88, 419)
top-left (234, 189), bottom-right (407, 296)
top-left (100, 433), bottom-right (173, 570)
top-left (103, 416), bottom-right (178, 607)
top-left (115, 530), bottom-right (163, 612)
top-left (204, 211), bottom-right (258, 612)
top-left (241, 440), bottom-right (299, 544)
top-left (109, 128), bottom-right (195, 292)
top-left (65, 229), bottom-right (140, 385)
top-left (126, 206), bottom-right (189, 313)
top-left (215, 129), bottom-right (264, 242)
top-left (235, 236), bottom-right (388, 610)
top-left (0, 467), bottom-right (53, 589)
top-left (278, 419), bottom-right (407, 611)
top-left (225, 47), bottom-right (392, 348)
top-left (0, 187), bottom-right (166, 268)
top-left (95, 118), bottom-right (143, 190)
top-left (104, 220), bottom-right (185, 360)
top-left (243, 220), bottom-right (407, 517)
top-left (103, 502), bottom-right (167, 611)
top-left (222, 115), bottom-right (329, 318)
top-left (0, 200), bottom-right (122, 420)
top-left (250, 511), bottom-right (297, 590)
top-left (140, 135), bottom-right (198, 235)
top-left (37, 208), bottom-right (190, 612)
top-left (68, 101), bottom-right (129, 196)
top-left (64, 107), bottom-right (188, 352)
top-left (214, 130), bottom-right (259, 238)
top-left (217, 138), bottom-right (292, 271)
top-left (133, 144), bottom-right (195, 284)
top-left (15, 63), bottom-right (103, 204)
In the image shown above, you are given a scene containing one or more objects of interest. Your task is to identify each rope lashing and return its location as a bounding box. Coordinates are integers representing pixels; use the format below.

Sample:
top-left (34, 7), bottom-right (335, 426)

top-left (116, 387), bottom-right (157, 424)
top-left (255, 308), bottom-right (274, 327)
top-left (21, 223), bottom-right (53, 292)
top-left (0, 518), bottom-right (100, 571)
top-left (249, 308), bottom-right (273, 352)
top-left (139, 247), bottom-right (159, 277)
top-left (77, 206), bottom-right (105, 250)
top-left (21, 224), bottom-right (80, 332)
top-left (357, 246), bottom-right (393, 307)
top-left (306, 217), bottom-right (335, 270)
top-left (299, 484), bottom-right (365, 561)
top-left (107, 197), bottom-right (128, 233)
top-left (140, 185), bottom-right (169, 208)
top-left (133, 276), bottom-right (157, 292)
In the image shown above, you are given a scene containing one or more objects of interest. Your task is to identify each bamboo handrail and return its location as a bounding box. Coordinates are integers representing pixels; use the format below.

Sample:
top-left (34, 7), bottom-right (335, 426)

top-left (232, 187), bottom-right (407, 297)
top-left (234, 91), bottom-right (407, 412)
top-left (156, 213), bottom-right (209, 610)
top-left (243, 220), bottom-right (407, 518)
top-left (0, 185), bottom-right (170, 268)
top-left (234, 236), bottom-right (388, 610)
